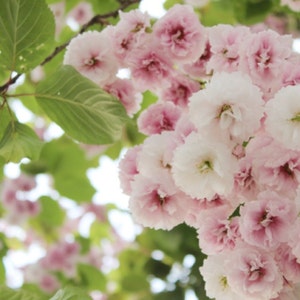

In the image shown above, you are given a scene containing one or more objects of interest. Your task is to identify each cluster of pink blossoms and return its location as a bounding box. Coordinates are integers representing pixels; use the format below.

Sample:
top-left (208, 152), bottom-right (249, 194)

top-left (64, 4), bottom-right (300, 300)
top-left (0, 174), bottom-right (40, 224)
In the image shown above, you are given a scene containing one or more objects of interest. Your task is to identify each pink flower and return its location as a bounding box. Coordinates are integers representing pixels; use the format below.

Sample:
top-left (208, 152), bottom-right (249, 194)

top-left (111, 9), bottom-right (151, 64)
top-left (184, 195), bottom-right (228, 228)
top-left (207, 24), bottom-right (250, 73)
top-left (50, 1), bottom-right (65, 37)
top-left (272, 284), bottom-right (300, 300)
top-left (282, 59), bottom-right (300, 87)
top-left (239, 191), bottom-right (297, 249)
top-left (275, 244), bottom-right (300, 285)
top-left (226, 245), bottom-right (283, 299)
top-left (288, 219), bottom-right (300, 263)
top-left (136, 132), bottom-right (178, 188)
top-left (251, 139), bottom-right (300, 197)
top-left (197, 206), bottom-right (241, 255)
top-left (200, 254), bottom-right (240, 300)
top-left (153, 4), bottom-right (207, 63)
top-left (181, 41), bottom-right (212, 78)
top-left (118, 145), bottom-right (142, 195)
top-left (128, 45), bottom-right (174, 92)
top-left (68, 2), bottom-right (93, 25)
top-left (239, 29), bottom-right (292, 92)
top-left (137, 102), bottom-right (182, 135)
top-left (40, 274), bottom-right (60, 294)
top-left (15, 200), bottom-right (40, 217)
top-left (64, 30), bottom-right (118, 85)
top-left (104, 78), bottom-right (142, 117)
top-left (15, 174), bottom-right (36, 191)
top-left (41, 241), bottom-right (80, 277)
top-left (232, 156), bottom-right (260, 203)
top-left (159, 74), bottom-right (200, 108)
top-left (128, 175), bottom-right (188, 230)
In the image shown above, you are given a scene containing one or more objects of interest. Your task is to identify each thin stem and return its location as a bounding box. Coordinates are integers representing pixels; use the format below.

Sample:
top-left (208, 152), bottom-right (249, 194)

top-left (1, 94), bottom-right (15, 131)
top-left (42, 0), bottom-right (141, 66)
top-left (0, 0), bottom-right (141, 94)
top-left (0, 73), bottom-right (22, 94)
top-left (6, 93), bottom-right (35, 98)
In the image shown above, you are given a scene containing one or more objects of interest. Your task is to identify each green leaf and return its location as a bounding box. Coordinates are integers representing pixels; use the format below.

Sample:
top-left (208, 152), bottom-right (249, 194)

top-left (35, 196), bottom-right (66, 227)
top-left (0, 121), bottom-right (43, 163)
top-left (0, 260), bottom-right (5, 285)
top-left (0, 0), bottom-right (55, 73)
top-left (0, 105), bottom-right (14, 140)
top-left (35, 66), bottom-right (129, 144)
top-left (91, 0), bottom-right (119, 14)
top-left (77, 264), bottom-right (107, 291)
top-left (50, 286), bottom-right (92, 300)
top-left (144, 258), bottom-right (171, 279)
top-left (89, 221), bottom-right (110, 242)
top-left (200, 0), bottom-right (236, 26)
top-left (164, 0), bottom-right (184, 10)
top-left (120, 272), bottom-right (150, 292)
top-left (232, 0), bottom-right (274, 24)
top-left (0, 286), bottom-right (41, 300)
top-left (39, 137), bottom-right (96, 202)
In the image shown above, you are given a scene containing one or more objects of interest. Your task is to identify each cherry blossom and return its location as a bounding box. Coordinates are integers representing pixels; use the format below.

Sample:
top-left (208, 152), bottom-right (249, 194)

top-left (171, 132), bottom-right (238, 200)
top-left (197, 206), bottom-right (240, 255)
top-left (265, 85), bottom-right (300, 150)
top-left (104, 78), bottom-right (142, 117)
top-left (226, 245), bottom-right (283, 299)
top-left (137, 102), bottom-right (182, 135)
top-left (158, 74), bottom-right (200, 108)
top-left (189, 71), bottom-right (264, 144)
top-left (200, 254), bottom-right (240, 300)
top-left (239, 191), bottom-right (297, 249)
top-left (239, 29), bottom-right (292, 94)
top-left (127, 44), bottom-right (174, 92)
top-left (67, 2), bottom-right (93, 25)
top-left (207, 24), bottom-right (250, 73)
top-left (119, 145), bottom-right (142, 195)
top-left (64, 30), bottom-right (118, 85)
top-left (110, 9), bottom-right (151, 64)
top-left (152, 4), bottom-right (207, 63)
top-left (128, 175), bottom-right (188, 230)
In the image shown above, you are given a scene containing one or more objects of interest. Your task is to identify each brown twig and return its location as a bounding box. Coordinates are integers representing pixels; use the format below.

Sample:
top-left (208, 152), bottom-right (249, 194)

top-left (0, 0), bottom-right (141, 94)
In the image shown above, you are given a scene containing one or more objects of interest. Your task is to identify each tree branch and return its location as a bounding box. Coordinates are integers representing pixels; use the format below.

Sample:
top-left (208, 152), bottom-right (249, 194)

top-left (0, 0), bottom-right (141, 94)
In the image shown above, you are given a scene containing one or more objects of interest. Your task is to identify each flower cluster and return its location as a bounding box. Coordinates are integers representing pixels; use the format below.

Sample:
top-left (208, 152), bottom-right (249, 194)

top-left (64, 4), bottom-right (300, 299)
top-left (0, 172), bottom-right (126, 298)
top-left (0, 174), bottom-right (40, 224)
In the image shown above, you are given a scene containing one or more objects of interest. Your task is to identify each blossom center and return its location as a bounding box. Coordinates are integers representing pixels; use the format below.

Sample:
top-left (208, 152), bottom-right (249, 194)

top-left (280, 162), bottom-right (294, 177)
top-left (290, 112), bottom-right (300, 122)
top-left (219, 276), bottom-right (228, 290)
top-left (156, 192), bottom-right (167, 206)
top-left (197, 160), bottom-right (213, 174)
top-left (260, 210), bottom-right (275, 227)
top-left (217, 103), bottom-right (233, 118)
top-left (84, 57), bottom-right (101, 67)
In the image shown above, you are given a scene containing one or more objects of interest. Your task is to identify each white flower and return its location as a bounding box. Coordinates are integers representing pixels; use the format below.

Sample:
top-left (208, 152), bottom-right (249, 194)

top-left (265, 85), bottom-right (300, 150)
top-left (189, 72), bottom-right (264, 143)
top-left (200, 254), bottom-right (240, 300)
top-left (171, 132), bottom-right (237, 199)
top-left (63, 30), bottom-right (118, 85)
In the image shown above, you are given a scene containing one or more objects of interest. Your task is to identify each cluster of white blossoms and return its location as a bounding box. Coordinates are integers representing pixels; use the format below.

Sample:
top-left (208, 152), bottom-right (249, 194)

top-left (64, 4), bottom-right (300, 299)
